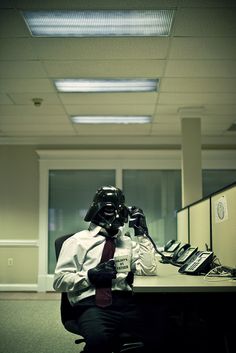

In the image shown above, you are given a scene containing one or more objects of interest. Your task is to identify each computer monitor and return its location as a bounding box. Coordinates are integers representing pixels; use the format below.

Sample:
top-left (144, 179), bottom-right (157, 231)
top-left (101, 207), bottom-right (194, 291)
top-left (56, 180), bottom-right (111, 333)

top-left (177, 207), bottom-right (189, 244)
top-left (189, 198), bottom-right (211, 251)
top-left (211, 184), bottom-right (236, 268)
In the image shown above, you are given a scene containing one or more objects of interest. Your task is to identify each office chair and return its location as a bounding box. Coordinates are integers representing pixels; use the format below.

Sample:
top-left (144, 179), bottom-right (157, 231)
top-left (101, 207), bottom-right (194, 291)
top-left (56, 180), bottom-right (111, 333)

top-left (55, 234), bottom-right (144, 353)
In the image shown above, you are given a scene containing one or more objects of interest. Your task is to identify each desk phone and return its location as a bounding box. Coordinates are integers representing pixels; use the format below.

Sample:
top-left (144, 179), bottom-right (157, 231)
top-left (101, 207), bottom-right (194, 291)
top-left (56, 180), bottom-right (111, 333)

top-left (175, 246), bottom-right (198, 264)
top-left (179, 251), bottom-right (214, 275)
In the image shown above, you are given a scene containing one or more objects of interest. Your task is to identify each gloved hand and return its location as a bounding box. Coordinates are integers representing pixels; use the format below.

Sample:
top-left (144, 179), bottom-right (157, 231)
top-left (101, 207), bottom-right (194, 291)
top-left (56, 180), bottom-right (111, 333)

top-left (128, 207), bottom-right (149, 236)
top-left (88, 259), bottom-right (117, 288)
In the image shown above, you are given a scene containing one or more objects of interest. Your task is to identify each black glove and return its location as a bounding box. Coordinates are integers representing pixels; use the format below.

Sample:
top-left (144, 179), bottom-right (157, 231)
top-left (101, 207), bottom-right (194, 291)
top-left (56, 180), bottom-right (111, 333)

top-left (88, 259), bottom-right (117, 288)
top-left (125, 271), bottom-right (134, 287)
top-left (128, 207), bottom-right (149, 236)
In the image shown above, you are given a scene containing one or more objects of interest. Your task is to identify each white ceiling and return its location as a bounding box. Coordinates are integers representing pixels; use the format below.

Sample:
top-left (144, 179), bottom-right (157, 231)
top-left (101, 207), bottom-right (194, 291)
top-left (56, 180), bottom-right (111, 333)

top-left (0, 0), bottom-right (236, 148)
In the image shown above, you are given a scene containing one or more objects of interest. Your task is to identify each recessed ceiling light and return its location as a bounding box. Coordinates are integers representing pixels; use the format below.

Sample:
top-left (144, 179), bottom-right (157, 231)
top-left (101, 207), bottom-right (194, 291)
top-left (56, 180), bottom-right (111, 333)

top-left (54, 79), bottom-right (159, 93)
top-left (21, 10), bottom-right (174, 37)
top-left (71, 116), bottom-right (151, 124)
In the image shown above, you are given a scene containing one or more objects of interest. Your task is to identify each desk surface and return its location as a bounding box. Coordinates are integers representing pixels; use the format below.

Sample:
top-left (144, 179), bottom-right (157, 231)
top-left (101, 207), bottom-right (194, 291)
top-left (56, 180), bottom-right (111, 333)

top-left (133, 260), bottom-right (236, 293)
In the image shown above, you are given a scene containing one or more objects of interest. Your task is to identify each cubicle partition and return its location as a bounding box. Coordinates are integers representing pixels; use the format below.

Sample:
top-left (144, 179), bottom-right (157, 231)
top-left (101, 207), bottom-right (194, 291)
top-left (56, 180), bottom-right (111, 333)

top-left (177, 182), bottom-right (236, 268)
top-left (176, 207), bottom-right (189, 244)
top-left (211, 184), bottom-right (236, 268)
top-left (189, 198), bottom-right (211, 251)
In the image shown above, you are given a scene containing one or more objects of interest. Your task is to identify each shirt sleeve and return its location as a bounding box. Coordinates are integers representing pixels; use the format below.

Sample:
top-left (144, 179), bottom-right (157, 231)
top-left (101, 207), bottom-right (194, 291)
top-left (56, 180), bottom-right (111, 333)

top-left (131, 235), bottom-right (158, 276)
top-left (53, 237), bottom-right (90, 293)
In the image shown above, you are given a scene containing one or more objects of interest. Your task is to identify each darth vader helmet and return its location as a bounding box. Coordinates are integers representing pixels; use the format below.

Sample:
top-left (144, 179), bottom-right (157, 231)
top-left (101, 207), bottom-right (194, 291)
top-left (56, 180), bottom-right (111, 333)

top-left (84, 186), bottom-right (129, 230)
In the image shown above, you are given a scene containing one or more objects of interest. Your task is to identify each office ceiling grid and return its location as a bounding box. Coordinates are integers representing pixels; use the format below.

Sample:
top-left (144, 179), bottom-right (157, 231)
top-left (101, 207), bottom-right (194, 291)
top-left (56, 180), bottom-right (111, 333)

top-left (0, 0), bottom-right (236, 147)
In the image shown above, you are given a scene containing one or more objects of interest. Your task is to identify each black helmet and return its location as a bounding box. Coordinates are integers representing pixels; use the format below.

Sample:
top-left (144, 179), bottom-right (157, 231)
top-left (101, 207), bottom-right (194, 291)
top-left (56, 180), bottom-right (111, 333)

top-left (84, 186), bottom-right (129, 229)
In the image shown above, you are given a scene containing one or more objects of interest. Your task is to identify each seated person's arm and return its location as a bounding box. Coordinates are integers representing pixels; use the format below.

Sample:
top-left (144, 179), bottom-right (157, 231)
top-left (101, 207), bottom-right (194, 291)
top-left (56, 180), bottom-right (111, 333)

top-left (129, 207), bottom-right (158, 276)
top-left (53, 236), bottom-right (90, 293)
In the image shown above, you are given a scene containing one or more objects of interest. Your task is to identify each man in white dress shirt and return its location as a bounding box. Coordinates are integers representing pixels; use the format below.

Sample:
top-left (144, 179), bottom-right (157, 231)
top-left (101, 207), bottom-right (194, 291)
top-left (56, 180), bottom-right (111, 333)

top-left (53, 185), bottom-right (158, 353)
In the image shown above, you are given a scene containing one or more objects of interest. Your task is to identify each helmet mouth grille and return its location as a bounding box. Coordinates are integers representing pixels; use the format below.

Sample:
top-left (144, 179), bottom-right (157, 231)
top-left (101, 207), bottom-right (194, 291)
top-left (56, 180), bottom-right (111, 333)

top-left (103, 205), bottom-right (116, 217)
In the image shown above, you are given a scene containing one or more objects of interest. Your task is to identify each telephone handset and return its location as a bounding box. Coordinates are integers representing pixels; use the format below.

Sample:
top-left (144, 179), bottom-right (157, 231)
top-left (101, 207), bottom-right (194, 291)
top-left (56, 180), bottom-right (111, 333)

top-left (171, 243), bottom-right (191, 263)
top-left (174, 246), bottom-right (198, 265)
top-left (178, 251), bottom-right (214, 275)
top-left (164, 240), bottom-right (181, 252)
top-left (160, 240), bottom-right (181, 263)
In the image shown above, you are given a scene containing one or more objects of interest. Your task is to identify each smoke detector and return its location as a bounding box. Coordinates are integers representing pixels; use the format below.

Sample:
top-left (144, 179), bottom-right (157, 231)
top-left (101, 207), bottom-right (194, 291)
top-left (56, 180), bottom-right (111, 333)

top-left (32, 97), bottom-right (43, 107)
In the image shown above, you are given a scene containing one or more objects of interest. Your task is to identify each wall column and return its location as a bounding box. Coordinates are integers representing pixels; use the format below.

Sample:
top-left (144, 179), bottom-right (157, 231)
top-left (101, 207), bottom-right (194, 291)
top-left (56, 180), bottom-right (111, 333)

top-left (181, 117), bottom-right (203, 207)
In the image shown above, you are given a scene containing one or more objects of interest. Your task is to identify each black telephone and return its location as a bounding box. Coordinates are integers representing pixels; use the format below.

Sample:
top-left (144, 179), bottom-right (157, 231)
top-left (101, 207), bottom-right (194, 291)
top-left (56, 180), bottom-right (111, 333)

top-left (178, 251), bottom-right (214, 275)
top-left (160, 240), bottom-right (181, 263)
top-left (172, 245), bottom-right (198, 265)
top-left (172, 243), bottom-right (190, 262)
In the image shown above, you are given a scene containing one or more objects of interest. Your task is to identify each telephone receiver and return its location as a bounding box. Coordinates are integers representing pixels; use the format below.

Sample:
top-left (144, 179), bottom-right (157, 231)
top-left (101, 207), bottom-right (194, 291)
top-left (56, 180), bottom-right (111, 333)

top-left (173, 246), bottom-right (198, 266)
top-left (159, 240), bottom-right (181, 263)
top-left (164, 240), bottom-right (181, 252)
top-left (172, 243), bottom-right (191, 262)
top-left (127, 206), bottom-right (141, 228)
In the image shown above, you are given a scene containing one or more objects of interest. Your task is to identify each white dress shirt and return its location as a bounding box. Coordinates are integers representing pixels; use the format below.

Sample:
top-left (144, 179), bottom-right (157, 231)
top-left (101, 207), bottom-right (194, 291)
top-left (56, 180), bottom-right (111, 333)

top-left (53, 224), bottom-right (158, 306)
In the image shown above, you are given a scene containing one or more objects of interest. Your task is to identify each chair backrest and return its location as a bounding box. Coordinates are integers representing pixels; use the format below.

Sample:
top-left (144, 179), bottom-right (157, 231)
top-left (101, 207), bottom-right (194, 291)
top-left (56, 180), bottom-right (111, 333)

top-left (55, 233), bottom-right (79, 330)
top-left (55, 233), bottom-right (75, 260)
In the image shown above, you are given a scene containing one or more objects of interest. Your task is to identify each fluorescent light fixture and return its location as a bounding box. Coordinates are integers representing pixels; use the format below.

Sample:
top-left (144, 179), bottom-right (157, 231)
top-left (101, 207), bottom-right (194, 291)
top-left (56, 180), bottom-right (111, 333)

top-left (22, 10), bottom-right (174, 37)
top-left (54, 79), bottom-right (158, 93)
top-left (71, 116), bottom-right (151, 124)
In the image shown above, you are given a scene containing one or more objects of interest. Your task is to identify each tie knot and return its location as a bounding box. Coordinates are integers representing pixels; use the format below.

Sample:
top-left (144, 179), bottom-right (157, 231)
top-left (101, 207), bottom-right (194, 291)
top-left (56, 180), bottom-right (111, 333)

top-left (100, 237), bottom-right (115, 263)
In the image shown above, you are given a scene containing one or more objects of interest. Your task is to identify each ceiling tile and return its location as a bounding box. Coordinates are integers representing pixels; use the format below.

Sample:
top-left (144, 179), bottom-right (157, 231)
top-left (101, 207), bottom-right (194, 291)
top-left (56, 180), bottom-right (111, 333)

top-left (179, 0), bottom-right (236, 7)
top-left (9, 93), bottom-right (61, 105)
top-left (158, 93), bottom-right (236, 105)
top-left (161, 78), bottom-right (236, 93)
top-left (173, 8), bottom-right (236, 36)
top-left (201, 122), bottom-right (233, 134)
top-left (165, 60), bottom-right (236, 77)
top-left (59, 92), bottom-right (157, 105)
top-left (44, 60), bottom-right (165, 78)
top-left (0, 115), bottom-right (69, 124)
top-left (151, 123), bottom-right (180, 135)
top-left (0, 0), bottom-right (15, 8)
top-left (0, 94), bottom-right (13, 104)
top-left (169, 38), bottom-right (236, 59)
top-left (0, 79), bottom-right (54, 93)
top-left (74, 124), bottom-right (151, 136)
top-left (152, 114), bottom-right (236, 125)
top-left (0, 124), bottom-right (75, 133)
top-left (0, 105), bottom-right (65, 116)
top-left (0, 61), bottom-right (48, 78)
top-left (34, 38), bottom-right (169, 60)
top-left (155, 104), bottom-right (236, 116)
top-left (65, 104), bottom-right (154, 115)
top-left (0, 9), bottom-right (30, 37)
top-left (0, 38), bottom-right (36, 60)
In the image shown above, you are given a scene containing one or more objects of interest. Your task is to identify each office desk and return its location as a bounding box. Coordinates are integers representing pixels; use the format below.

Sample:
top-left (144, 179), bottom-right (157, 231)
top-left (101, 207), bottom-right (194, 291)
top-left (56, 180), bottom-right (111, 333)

top-left (133, 261), bottom-right (236, 293)
top-left (134, 263), bottom-right (236, 353)
top-left (133, 261), bottom-right (236, 353)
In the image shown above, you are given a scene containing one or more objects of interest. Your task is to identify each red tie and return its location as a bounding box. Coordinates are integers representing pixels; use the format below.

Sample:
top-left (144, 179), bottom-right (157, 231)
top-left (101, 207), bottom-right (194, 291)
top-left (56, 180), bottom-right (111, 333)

top-left (95, 237), bottom-right (115, 307)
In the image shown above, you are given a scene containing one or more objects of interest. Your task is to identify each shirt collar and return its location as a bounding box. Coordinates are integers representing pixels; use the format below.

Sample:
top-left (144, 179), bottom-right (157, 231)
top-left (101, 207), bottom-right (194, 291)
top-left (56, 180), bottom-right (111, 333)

top-left (88, 223), bottom-right (102, 237)
top-left (89, 222), bottom-right (121, 238)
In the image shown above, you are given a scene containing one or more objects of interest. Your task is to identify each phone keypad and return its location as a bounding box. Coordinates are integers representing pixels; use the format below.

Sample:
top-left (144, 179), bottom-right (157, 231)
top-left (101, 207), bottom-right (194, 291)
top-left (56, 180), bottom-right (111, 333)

top-left (185, 252), bottom-right (211, 272)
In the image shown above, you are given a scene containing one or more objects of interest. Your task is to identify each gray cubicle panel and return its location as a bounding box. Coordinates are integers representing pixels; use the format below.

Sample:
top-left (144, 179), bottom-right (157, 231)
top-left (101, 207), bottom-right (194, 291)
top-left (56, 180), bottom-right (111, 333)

top-left (189, 198), bottom-right (211, 251)
top-left (177, 207), bottom-right (189, 244)
top-left (211, 184), bottom-right (236, 268)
